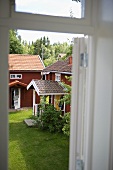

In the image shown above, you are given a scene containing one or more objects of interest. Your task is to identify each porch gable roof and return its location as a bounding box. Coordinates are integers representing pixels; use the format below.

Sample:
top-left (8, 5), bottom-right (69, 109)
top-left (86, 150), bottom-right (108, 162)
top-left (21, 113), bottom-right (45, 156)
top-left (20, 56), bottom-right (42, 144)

top-left (27, 79), bottom-right (66, 95)
top-left (9, 80), bottom-right (27, 87)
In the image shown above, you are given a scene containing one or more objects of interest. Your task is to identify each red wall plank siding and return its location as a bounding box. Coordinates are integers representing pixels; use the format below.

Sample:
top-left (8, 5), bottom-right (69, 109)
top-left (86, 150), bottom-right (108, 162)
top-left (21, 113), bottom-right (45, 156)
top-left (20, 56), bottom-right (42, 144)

top-left (9, 71), bottom-right (42, 108)
top-left (9, 71), bottom-right (42, 84)
top-left (61, 74), bottom-right (71, 86)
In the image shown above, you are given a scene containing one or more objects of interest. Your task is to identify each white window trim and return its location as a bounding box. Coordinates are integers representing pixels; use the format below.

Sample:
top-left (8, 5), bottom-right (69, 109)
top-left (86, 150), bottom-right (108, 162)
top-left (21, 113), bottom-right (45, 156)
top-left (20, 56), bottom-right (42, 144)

top-left (10, 74), bottom-right (22, 79)
top-left (69, 37), bottom-right (93, 170)
top-left (55, 73), bottom-right (61, 82)
top-left (9, 0), bottom-right (93, 35)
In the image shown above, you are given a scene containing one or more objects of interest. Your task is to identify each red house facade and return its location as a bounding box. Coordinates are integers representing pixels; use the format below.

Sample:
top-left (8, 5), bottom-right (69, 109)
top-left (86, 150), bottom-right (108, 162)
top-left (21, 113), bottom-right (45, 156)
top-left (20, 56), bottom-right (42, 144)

top-left (9, 54), bottom-right (44, 109)
top-left (42, 56), bottom-right (72, 84)
top-left (41, 56), bottom-right (72, 112)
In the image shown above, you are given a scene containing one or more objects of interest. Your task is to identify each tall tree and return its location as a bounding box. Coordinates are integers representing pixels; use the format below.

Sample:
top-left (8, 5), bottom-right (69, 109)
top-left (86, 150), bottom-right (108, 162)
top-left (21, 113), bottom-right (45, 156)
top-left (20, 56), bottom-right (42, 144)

top-left (42, 36), bottom-right (46, 46)
top-left (9, 30), bottom-right (24, 54)
top-left (46, 37), bottom-right (50, 47)
top-left (33, 39), bottom-right (42, 55)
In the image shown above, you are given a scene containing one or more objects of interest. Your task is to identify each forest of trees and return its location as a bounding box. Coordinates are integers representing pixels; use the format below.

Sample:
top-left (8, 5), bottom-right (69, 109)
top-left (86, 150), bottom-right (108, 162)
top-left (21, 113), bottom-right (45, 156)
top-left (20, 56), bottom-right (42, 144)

top-left (9, 30), bottom-right (73, 66)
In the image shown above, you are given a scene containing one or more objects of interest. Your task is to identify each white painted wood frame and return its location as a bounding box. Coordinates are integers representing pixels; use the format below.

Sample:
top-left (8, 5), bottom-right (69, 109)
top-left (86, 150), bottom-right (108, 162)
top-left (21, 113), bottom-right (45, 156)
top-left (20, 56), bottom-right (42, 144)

top-left (0, 26), bottom-right (9, 170)
top-left (0, 1), bottom-right (113, 170)
top-left (33, 89), bottom-right (36, 114)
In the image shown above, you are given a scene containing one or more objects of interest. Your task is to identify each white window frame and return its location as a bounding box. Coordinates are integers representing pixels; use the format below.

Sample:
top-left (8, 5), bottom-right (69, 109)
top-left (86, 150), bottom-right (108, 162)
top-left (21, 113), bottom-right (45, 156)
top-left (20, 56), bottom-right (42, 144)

top-left (55, 73), bottom-right (61, 82)
top-left (10, 0), bottom-right (93, 35)
top-left (15, 0), bottom-right (84, 19)
top-left (10, 74), bottom-right (22, 79)
top-left (0, 1), bottom-right (95, 170)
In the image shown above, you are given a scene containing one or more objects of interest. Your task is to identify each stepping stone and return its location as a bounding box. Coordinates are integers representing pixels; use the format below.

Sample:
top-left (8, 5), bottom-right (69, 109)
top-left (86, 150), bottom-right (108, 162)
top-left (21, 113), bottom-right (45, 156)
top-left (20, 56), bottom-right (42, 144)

top-left (24, 119), bottom-right (37, 127)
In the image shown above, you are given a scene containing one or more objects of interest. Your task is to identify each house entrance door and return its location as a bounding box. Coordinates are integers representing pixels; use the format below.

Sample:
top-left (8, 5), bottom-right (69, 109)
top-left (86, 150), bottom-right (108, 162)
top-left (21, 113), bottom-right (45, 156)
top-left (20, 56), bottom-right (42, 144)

top-left (13, 88), bottom-right (21, 109)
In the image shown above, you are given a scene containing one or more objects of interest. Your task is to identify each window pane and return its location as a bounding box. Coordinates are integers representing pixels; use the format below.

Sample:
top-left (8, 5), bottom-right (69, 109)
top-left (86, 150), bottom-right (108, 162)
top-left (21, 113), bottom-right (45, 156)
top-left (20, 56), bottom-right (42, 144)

top-left (15, 88), bottom-right (19, 96)
top-left (16, 74), bottom-right (22, 79)
top-left (10, 74), bottom-right (15, 79)
top-left (15, 0), bottom-right (84, 18)
top-left (55, 74), bottom-right (61, 81)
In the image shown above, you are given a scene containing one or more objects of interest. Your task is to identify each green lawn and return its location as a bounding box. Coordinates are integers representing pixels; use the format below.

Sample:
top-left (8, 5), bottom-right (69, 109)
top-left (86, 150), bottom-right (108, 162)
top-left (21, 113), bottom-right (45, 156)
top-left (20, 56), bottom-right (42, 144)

top-left (9, 109), bottom-right (69, 170)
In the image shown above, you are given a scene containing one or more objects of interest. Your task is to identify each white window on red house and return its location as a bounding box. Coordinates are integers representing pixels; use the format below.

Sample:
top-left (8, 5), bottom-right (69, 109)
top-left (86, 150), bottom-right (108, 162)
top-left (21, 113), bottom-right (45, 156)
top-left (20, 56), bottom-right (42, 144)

top-left (10, 74), bottom-right (16, 79)
top-left (55, 73), bottom-right (61, 82)
top-left (10, 74), bottom-right (22, 79)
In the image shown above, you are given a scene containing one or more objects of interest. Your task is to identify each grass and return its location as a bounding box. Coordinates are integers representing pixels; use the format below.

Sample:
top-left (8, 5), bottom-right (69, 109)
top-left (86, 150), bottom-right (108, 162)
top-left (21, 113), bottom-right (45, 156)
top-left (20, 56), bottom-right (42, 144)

top-left (9, 109), bottom-right (69, 170)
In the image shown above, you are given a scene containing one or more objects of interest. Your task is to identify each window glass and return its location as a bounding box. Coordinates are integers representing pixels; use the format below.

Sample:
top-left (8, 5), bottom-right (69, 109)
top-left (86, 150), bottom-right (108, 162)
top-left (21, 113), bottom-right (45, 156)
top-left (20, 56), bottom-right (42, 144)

top-left (15, 89), bottom-right (19, 96)
top-left (55, 73), bottom-right (61, 82)
top-left (16, 74), bottom-right (22, 79)
top-left (10, 74), bottom-right (22, 79)
top-left (10, 74), bottom-right (15, 79)
top-left (42, 74), bottom-right (46, 80)
top-left (15, 0), bottom-right (84, 18)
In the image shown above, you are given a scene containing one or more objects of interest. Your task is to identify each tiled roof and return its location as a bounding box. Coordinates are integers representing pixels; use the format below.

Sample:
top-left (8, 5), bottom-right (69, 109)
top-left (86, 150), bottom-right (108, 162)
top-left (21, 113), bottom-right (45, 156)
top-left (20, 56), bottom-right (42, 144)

top-left (42, 56), bottom-right (72, 73)
top-left (27, 80), bottom-right (65, 95)
top-left (9, 80), bottom-right (27, 87)
top-left (43, 60), bottom-right (66, 72)
top-left (59, 64), bottom-right (72, 73)
top-left (9, 54), bottom-right (44, 71)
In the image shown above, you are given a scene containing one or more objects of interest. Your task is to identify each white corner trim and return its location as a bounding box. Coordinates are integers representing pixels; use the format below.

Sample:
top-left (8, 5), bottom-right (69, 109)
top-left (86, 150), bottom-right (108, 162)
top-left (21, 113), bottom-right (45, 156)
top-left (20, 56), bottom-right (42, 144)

top-left (38, 55), bottom-right (45, 68)
top-left (27, 80), bottom-right (40, 95)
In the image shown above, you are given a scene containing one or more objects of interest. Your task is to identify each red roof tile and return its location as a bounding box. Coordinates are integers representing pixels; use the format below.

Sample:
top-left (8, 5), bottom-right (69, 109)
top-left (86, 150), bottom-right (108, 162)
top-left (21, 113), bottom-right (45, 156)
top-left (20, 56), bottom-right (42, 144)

top-left (43, 56), bottom-right (72, 73)
top-left (9, 54), bottom-right (44, 71)
top-left (27, 80), bottom-right (65, 95)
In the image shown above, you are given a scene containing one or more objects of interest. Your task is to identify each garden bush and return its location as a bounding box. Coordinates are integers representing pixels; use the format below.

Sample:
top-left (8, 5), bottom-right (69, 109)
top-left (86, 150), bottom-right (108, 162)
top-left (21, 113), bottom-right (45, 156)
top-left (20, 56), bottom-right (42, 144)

top-left (62, 112), bottom-right (70, 136)
top-left (38, 104), bottom-right (63, 133)
top-left (37, 104), bottom-right (70, 136)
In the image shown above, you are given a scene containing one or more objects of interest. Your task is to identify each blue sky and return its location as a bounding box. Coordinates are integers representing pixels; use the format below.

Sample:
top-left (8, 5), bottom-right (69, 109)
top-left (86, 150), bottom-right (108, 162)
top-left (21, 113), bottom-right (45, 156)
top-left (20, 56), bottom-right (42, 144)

top-left (16, 0), bottom-right (82, 44)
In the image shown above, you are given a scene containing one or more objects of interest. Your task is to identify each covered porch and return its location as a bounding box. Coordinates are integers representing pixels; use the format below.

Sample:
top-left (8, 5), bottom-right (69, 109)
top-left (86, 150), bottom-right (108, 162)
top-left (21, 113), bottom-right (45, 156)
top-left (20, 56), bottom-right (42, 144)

top-left (9, 80), bottom-right (27, 109)
top-left (1, 0), bottom-right (113, 170)
top-left (27, 79), bottom-right (66, 116)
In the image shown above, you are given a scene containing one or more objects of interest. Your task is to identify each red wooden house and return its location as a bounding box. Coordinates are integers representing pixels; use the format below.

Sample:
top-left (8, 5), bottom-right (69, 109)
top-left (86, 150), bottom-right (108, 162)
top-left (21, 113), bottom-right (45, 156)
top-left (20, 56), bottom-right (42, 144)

top-left (42, 56), bottom-right (72, 85)
top-left (27, 56), bottom-right (72, 114)
top-left (9, 54), bottom-right (44, 109)
top-left (42, 56), bottom-right (72, 112)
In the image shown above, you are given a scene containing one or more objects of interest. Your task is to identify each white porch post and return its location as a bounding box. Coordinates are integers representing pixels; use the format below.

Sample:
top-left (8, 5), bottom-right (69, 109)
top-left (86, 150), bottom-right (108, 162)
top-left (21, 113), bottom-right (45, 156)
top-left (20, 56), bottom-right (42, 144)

top-left (18, 88), bottom-right (21, 108)
top-left (63, 101), bottom-right (65, 114)
top-left (0, 26), bottom-right (9, 170)
top-left (33, 89), bottom-right (36, 114)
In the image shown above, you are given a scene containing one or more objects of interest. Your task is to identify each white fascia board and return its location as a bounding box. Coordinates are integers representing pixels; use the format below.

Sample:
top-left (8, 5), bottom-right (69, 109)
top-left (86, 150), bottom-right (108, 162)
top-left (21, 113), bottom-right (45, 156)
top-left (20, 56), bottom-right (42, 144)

top-left (58, 72), bottom-right (72, 75)
top-left (33, 81), bottom-right (40, 95)
top-left (42, 72), bottom-right (50, 75)
top-left (38, 55), bottom-right (45, 68)
top-left (42, 71), bottom-right (71, 74)
top-left (27, 80), bottom-right (34, 90)
top-left (50, 71), bottom-right (72, 75)
top-left (27, 80), bottom-right (40, 95)
top-left (39, 93), bottom-right (66, 96)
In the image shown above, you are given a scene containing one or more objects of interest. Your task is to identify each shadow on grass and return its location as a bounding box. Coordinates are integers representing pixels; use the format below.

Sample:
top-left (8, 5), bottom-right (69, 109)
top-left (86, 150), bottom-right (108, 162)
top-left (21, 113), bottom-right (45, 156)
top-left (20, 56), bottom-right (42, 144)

top-left (9, 120), bottom-right (69, 170)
